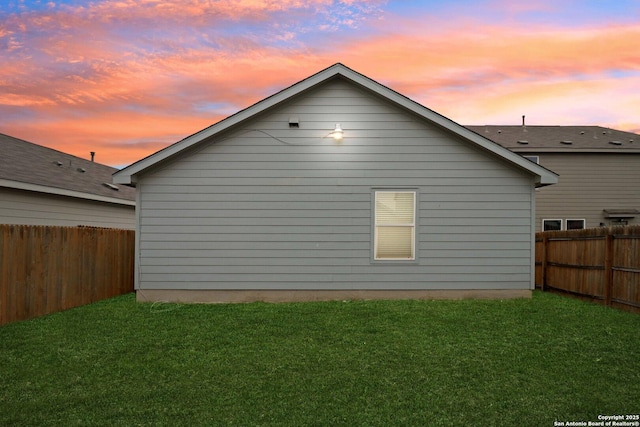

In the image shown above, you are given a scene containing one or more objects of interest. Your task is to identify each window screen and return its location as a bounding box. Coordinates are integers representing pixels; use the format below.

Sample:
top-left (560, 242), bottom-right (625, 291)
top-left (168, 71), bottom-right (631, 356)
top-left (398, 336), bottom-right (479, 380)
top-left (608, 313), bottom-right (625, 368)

top-left (375, 191), bottom-right (415, 260)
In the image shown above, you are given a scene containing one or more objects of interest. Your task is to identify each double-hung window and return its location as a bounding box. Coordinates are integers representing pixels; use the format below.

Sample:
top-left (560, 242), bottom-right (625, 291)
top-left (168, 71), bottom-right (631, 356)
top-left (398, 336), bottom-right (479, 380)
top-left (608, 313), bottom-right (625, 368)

top-left (374, 191), bottom-right (416, 260)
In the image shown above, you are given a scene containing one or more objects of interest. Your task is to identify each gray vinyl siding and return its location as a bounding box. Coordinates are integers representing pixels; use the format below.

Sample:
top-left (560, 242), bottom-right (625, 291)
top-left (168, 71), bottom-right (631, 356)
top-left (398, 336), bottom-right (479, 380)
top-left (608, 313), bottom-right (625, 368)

top-left (534, 153), bottom-right (640, 231)
top-left (136, 78), bottom-right (535, 291)
top-left (0, 187), bottom-right (135, 229)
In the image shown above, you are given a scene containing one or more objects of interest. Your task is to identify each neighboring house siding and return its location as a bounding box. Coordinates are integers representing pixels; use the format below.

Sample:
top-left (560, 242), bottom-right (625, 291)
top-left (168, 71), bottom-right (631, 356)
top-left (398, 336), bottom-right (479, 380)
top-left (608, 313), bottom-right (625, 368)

top-left (0, 187), bottom-right (135, 229)
top-left (137, 79), bottom-right (535, 291)
top-left (534, 153), bottom-right (640, 231)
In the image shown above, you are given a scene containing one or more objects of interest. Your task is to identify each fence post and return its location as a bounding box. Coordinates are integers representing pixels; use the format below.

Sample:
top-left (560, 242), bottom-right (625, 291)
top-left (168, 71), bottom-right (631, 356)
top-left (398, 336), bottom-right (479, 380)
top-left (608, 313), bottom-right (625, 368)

top-left (603, 231), bottom-right (614, 307)
top-left (540, 235), bottom-right (547, 292)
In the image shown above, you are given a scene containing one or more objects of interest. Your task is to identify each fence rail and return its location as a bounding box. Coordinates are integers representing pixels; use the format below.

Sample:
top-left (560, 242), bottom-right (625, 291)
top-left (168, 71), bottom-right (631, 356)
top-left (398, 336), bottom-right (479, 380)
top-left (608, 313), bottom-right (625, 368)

top-left (1, 225), bottom-right (134, 325)
top-left (535, 225), bottom-right (640, 313)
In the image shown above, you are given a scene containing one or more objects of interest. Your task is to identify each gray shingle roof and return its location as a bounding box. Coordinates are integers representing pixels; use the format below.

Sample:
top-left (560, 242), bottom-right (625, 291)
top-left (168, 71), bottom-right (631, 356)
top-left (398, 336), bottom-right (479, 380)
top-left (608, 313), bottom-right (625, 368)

top-left (465, 125), bottom-right (640, 152)
top-left (0, 133), bottom-right (135, 203)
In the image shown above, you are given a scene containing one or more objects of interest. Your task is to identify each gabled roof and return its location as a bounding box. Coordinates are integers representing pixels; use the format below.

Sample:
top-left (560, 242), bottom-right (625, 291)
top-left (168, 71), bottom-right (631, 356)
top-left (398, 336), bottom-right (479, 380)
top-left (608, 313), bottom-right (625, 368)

top-left (114, 63), bottom-right (558, 187)
top-left (0, 133), bottom-right (135, 205)
top-left (467, 125), bottom-right (640, 152)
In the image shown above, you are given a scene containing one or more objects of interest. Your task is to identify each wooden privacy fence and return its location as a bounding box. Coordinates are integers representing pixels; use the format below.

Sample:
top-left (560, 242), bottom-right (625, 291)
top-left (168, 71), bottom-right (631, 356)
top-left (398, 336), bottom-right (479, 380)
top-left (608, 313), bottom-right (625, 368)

top-left (0, 225), bottom-right (134, 325)
top-left (535, 225), bottom-right (640, 313)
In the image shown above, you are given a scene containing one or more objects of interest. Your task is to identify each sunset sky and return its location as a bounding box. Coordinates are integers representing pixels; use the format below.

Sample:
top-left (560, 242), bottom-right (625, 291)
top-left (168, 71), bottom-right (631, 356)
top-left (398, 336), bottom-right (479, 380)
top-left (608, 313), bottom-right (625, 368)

top-left (2, 0), bottom-right (639, 167)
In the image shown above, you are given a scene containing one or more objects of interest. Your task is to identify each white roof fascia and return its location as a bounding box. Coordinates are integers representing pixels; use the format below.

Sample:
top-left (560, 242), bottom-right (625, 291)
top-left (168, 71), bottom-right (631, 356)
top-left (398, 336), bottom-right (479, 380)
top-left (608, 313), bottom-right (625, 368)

top-left (0, 179), bottom-right (136, 206)
top-left (114, 63), bottom-right (558, 186)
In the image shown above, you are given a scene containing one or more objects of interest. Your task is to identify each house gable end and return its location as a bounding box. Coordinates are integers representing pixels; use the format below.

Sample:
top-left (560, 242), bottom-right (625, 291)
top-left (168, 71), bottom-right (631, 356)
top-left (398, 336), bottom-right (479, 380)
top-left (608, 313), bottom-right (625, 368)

top-left (114, 64), bottom-right (557, 187)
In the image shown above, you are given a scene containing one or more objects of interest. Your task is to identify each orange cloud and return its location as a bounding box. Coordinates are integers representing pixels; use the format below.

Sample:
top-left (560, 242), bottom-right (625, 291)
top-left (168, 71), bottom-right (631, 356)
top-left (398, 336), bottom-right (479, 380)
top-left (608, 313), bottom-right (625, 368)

top-left (434, 76), bottom-right (640, 126)
top-left (1, 1), bottom-right (639, 167)
top-left (333, 22), bottom-right (640, 84)
top-left (0, 0), bottom-right (379, 114)
top-left (3, 109), bottom-right (217, 166)
top-left (325, 20), bottom-right (640, 128)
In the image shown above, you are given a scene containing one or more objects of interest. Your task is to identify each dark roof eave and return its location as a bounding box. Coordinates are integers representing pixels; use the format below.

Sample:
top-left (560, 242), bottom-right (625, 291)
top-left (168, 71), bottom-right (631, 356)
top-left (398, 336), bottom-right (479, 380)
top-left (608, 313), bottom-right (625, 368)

top-left (508, 148), bottom-right (640, 153)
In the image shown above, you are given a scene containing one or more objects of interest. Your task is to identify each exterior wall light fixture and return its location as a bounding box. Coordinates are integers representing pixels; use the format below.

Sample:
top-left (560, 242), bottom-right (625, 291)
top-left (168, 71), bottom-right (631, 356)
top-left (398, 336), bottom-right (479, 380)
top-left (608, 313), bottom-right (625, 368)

top-left (331, 123), bottom-right (343, 141)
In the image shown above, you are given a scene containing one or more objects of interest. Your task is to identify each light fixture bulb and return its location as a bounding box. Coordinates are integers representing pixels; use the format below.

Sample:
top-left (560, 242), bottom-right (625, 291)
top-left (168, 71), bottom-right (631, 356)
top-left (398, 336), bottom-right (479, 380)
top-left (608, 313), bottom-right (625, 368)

top-left (332, 123), bottom-right (343, 141)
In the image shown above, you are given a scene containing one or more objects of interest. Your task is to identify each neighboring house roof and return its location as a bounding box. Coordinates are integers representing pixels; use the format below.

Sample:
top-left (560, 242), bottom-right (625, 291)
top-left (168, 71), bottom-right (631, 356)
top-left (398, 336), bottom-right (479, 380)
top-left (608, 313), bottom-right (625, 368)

top-left (114, 63), bottom-right (558, 187)
top-left (466, 125), bottom-right (640, 153)
top-left (0, 133), bottom-right (135, 205)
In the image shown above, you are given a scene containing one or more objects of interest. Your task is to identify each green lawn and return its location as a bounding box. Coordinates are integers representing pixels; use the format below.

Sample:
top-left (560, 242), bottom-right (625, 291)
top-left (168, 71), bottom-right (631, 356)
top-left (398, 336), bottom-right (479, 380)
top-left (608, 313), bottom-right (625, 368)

top-left (1, 292), bottom-right (638, 426)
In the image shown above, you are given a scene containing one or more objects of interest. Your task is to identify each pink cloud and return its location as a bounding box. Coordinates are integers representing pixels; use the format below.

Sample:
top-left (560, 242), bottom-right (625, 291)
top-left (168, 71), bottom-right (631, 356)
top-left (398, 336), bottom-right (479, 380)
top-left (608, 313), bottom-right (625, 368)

top-left (5, 0), bottom-right (375, 36)
top-left (0, 0), bottom-right (380, 113)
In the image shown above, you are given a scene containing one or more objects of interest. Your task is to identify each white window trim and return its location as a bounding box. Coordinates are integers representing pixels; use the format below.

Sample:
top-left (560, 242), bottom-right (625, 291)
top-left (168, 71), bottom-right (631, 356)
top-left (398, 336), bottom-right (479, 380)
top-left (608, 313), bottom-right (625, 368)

top-left (374, 190), bottom-right (416, 261)
top-left (542, 218), bottom-right (563, 231)
top-left (523, 155), bottom-right (539, 164)
top-left (566, 218), bottom-right (586, 230)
